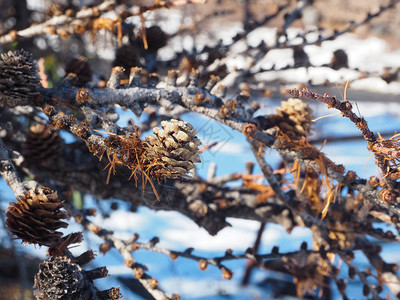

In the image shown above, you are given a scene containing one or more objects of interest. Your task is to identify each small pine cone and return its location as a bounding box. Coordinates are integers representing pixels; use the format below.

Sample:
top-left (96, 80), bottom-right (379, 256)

top-left (145, 119), bottom-right (201, 179)
top-left (65, 56), bottom-right (92, 86)
top-left (330, 49), bottom-right (348, 70)
top-left (0, 50), bottom-right (41, 107)
top-left (34, 255), bottom-right (115, 300)
top-left (34, 256), bottom-right (85, 300)
top-left (5, 187), bottom-right (69, 246)
top-left (143, 26), bottom-right (168, 53)
top-left (275, 98), bottom-right (313, 139)
top-left (24, 123), bottom-right (63, 165)
top-left (113, 44), bottom-right (140, 76)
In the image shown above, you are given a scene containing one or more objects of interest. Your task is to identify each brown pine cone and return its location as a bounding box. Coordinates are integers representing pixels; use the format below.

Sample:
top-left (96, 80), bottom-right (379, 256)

top-left (64, 56), bottom-right (92, 87)
top-left (0, 50), bottom-right (41, 107)
top-left (113, 44), bottom-right (140, 76)
top-left (275, 98), bottom-right (313, 139)
top-left (144, 26), bottom-right (168, 53)
top-left (330, 49), bottom-right (348, 70)
top-left (5, 187), bottom-right (69, 246)
top-left (145, 119), bottom-right (201, 179)
top-left (24, 123), bottom-right (63, 165)
top-left (34, 254), bottom-right (118, 300)
top-left (34, 256), bottom-right (84, 300)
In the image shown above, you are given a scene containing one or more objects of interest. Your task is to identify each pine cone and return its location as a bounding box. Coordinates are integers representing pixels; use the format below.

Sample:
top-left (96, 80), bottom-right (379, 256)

top-left (275, 98), bottom-right (313, 139)
top-left (34, 254), bottom-right (116, 300)
top-left (145, 119), bottom-right (201, 179)
top-left (330, 49), bottom-right (348, 70)
top-left (113, 44), bottom-right (140, 76)
top-left (144, 26), bottom-right (168, 53)
top-left (0, 50), bottom-right (41, 107)
top-left (34, 256), bottom-right (84, 300)
top-left (24, 123), bottom-right (63, 165)
top-left (5, 187), bottom-right (68, 246)
top-left (64, 56), bottom-right (92, 87)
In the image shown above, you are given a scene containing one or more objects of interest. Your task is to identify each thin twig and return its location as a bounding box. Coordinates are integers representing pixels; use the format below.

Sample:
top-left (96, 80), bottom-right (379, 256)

top-left (0, 138), bottom-right (26, 196)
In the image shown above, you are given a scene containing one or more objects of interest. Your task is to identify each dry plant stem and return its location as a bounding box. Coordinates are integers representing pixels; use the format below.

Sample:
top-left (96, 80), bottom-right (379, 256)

top-left (17, 84), bottom-right (400, 234)
top-left (243, 0), bottom-right (252, 31)
top-left (190, 106), bottom-right (274, 145)
top-left (221, 3), bottom-right (287, 47)
top-left (209, 172), bottom-right (241, 185)
top-left (249, 138), bottom-right (327, 230)
top-left (239, 0), bottom-right (400, 78)
top-left (68, 202), bottom-right (373, 300)
top-left (37, 84), bottom-right (352, 193)
top-left (191, 101), bottom-right (387, 223)
top-left (257, 0), bottom-right (400, 51)
top-left (79, 105), bottom-right (122, 135)
top-left (111, 232), bottom-right (360, 278)
top-left (66, 205), bottom-right (173, 300)
top-left (132, 0), bottom-right (206, 14)
top-left (0, 138), bottom-right (26, 196)
top-left (170, 2), bottom-right (284, 62)
top-left (358, 237), bottom-right (400, 297)
top-left (38, 85), bottom-right (275, 146)
top-left (70, 205), bottom-right (355, 275)
top-left (241, 161), bottom-right (261, 286)
top-left (298, 0), bottom-right (400, 48)
top-left (275, 0), bottom-right (308, 47)
top-left (131, 241), bottom-right (231, 272)
top-left (281, 0), bottom-right (307, 32)
top-left (38, 58), bottom-right (48, 88)
top-left (241, 221), bottom-right (265, 286)
top-left (339, 253), bottom-right (380, 300)
top-left (288, 87), bottom-right (389, 175)
top-left (207, 162), bottom-right (217, 181)
top-left (11, 124), bottom-right (297, 235)
top-left (4, 57), bottom-right (400, 237)
top-left (0, 0), bottom-right (206, 45)
top-left (0, 0), bottom-right (116, 45)
top-left (323, 258), bottom-right (349, 299)
top-left (288, 87), bottom-right (375, 143)
top-left (1, 2), bottom-right (400, 298)
top-left (9, 83), bottom-right (400, 236)
top-left (275, 145), bottom-right (400, 236)
top-left (170, 0), bottom-right (400, 76)
top-left (153, 247), bottom-right (344, 264)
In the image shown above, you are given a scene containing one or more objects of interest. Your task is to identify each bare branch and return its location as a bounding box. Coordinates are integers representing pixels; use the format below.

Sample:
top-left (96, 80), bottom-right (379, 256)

top-left (0, 138), bottom-right (26, 196)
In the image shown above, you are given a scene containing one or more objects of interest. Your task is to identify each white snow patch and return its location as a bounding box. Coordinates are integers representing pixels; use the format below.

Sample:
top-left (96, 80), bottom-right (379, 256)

top-left (103, 210), bottom-right (151, 232)
top-left (258, 48), bottom-right (294, 70)
top-left (350, 77), bottom-right (400, 94)
top-left (247, 27), bottom-right (278, 46)
top-left (159, 218), bottom-right (290, 251)
top-left (162, 277), bottom-right (239, 297)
